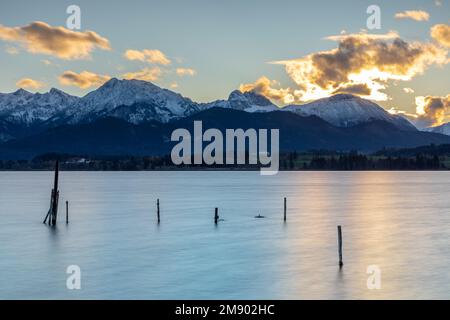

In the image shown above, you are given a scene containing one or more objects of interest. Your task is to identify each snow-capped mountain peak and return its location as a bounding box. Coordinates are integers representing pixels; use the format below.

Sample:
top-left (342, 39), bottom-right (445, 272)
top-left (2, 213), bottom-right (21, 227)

top-left (80, 78), bottom-right (161, 110)
top-left (228, 90), bottom-right (274, 107)
top-left (204, 89), bottom-right (279, 112)
top-left (49, 87), bottom-right (71, 97)
top-left (228, 90), bottom-right (279, 112)
top-left (13, 88), bottom-right (33, 97)
top-left (35, 88), bottom-right (79, 104)
top-left (0, 87), bottom-right (80, 125)
top-left (0, 89), bottom-right (34, 112)
top-left (283, 94), bottom-right (416, 131)
top-left (0, 80), bottom-right (418, 142)
top-left (65, 78), bottom-right (200, 123)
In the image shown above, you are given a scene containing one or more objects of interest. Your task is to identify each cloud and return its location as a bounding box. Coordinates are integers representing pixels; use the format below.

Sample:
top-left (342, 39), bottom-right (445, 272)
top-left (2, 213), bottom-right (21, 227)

top-left (122, 67), bottom-right (162, 81)
top-left (387, 107), bottom-right (417, 119)
top-left (170, 82), bottom-right (179, 89)
top-left (325, 31), bottom-right (400, 41)
top-left (332, 83), bottom-right (372, 96)
top-left (176, 68), bottom-right (197, 77)
top-left (16, 78), bottom-right (45, 90)
top-left (415, 94), bottom-right (450, 127)
top-left (247, 32), bottom-right (448, 103)
top-left (240, 76), bottom-right (296, 104)
top-left (431, 24), bottom-right (450, 48)
top-left (5, 46), bottom-right (19, 55)
top-left (395, 10), bottom-right (430, 21)
top-left (435, 0), bottom-right (442, 6)
top-left (0, 21), bottom-right (110, 60)
top-left (59, 70), bottom-right (111, 89)
top-left (403, 87), bottom-right (415, 93)
top-left (124, 49), bottom-right (171, 65)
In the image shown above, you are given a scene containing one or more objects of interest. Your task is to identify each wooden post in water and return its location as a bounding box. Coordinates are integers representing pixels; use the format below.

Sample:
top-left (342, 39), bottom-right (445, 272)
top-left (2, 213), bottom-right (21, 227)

top-left (66, 201), bottom-right (69, 224)
top-left (284, 197), bottom-right (287, 222)
top-left (337, 225), bottom-right (343, 268)
top-left (43, 160), bottom-right (59, 226)
top-left (214, 207), bottom-right (219, 224)
top-left (157, 199), bottom-right (160, 224)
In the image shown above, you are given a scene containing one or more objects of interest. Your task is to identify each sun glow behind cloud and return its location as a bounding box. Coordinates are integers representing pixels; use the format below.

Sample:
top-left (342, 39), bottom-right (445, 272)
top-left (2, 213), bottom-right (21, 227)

top-left (414, 95), bottom-right (450, 127)
top-left (241, 31), bottom-right (449, 105)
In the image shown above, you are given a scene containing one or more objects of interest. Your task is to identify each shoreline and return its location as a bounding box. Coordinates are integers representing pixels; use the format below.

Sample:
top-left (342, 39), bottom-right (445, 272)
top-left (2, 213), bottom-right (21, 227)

top-left (1, 168), bottom-right (449, 172)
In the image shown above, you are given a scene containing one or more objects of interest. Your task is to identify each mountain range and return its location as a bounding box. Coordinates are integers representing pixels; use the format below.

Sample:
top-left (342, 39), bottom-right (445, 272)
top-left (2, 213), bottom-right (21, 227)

top-left (423, 122), bottom-right (450, 136)
top-left (1, 78), bottom-right (450, 159)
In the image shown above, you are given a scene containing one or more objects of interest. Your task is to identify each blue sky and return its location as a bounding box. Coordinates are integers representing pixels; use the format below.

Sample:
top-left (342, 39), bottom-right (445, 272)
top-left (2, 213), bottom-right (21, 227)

top-left (0, 0), bottom-right (449, 121)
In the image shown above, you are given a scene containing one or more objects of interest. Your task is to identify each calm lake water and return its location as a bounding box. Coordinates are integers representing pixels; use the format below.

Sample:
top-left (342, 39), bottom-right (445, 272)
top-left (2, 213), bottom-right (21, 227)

top-left (1, 171), bottom-right (450, 299)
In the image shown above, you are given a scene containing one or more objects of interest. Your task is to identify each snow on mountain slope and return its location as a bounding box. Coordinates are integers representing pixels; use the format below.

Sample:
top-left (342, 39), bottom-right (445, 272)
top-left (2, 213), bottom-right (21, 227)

top-left (0, 80), bottom-right (416, 136)
top-left (283, 94), bottom-right (416, 131)
top-left (203, 90), bottom-right (279, 112)
top-left (107, 101), bottom-right (198, 124)
top-left (423, 122), bottom-right (450, 136)
top-left (65, 78), bottom-right (201, 123)
top-left (204, 91), bottom-right (415, 131)
top-left (0, 88), bottom-right (79, 125)
top-left (227, 90), bottom-right (279, 112)
top-left (0, 89), bottom-right (35, 113)
top-left (66, 81), bottom-right (279, 124)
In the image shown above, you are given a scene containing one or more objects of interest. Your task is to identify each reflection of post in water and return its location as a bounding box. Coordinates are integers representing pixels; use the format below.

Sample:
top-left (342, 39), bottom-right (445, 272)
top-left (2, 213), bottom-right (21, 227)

top-left (43, 160), bottom-right (59, 227)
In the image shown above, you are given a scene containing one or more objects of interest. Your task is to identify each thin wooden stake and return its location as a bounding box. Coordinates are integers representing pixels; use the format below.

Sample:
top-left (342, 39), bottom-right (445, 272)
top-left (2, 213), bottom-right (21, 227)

top-left (214, 207), bottom-right (219, 224)
top-left (66, 201), bottom-right (69, 224)
top-left (51, 160), bottom-right (59, 226)
top-left (337, 225), bottom-right (343, 268)
top-left (284, 197), bottom-right (287, 222)
top-left (44, 160), bottom-right (59, 226)
top-left (157, 198), bottom-right (160, 224)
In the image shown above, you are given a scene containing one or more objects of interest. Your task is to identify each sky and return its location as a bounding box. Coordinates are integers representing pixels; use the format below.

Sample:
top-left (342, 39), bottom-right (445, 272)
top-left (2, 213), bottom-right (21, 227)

top-left (0, 0), bottom-right (449, 127)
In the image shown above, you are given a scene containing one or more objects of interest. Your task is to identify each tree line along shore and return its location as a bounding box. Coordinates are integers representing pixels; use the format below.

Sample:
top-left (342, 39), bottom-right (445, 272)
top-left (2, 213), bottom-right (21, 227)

top-left (2, 144), bottom-right (450, 171)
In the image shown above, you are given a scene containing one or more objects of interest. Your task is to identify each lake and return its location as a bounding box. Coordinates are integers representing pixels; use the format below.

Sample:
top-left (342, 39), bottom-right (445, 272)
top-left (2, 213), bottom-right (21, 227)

top-left (1, 171), bottom-right (450, 299)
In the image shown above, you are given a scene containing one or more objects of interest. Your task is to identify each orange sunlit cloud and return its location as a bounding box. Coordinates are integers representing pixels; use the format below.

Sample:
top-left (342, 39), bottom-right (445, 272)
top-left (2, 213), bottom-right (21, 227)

top-left (431, 24), bottom-right (450, 48)
top-left (395, 10), bottom-right (430, 21)
top-left (176, 68), bottom-right (197, 77)
top-left (59, 70), bottom-right (111, 89)
top-left (124, 49), bottom-right (171, 65)
top-left (122, 67), bottom-right (162, 81)
top-left (0, 21), bottom-right (111, 60)
top-left (240, 76), bottom-right (296, 105)
top-left (16, 78), bottom-right (46, 90)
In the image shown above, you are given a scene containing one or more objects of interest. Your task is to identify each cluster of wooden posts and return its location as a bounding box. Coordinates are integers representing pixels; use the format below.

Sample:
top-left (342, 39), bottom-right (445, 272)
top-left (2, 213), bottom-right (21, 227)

top-left (43, 160), bottom-right (69, 226)
top-left (43, 161), bottom-right (344, 268)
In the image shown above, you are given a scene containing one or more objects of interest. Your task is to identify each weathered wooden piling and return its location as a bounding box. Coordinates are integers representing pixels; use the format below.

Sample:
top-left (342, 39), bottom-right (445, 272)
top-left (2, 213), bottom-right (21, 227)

top-left (66, 201), bottom-right (69, 224)
top-left (214, 207), bottom-right (219, 224)
top-left (337, 225), bottom-right (343, 268)
top-left (284, 197), bottom-right (287, 222)
top-left (43, 160), bottom-right (59, 226)
top-left (157, 198), bottom-right (160, 224)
